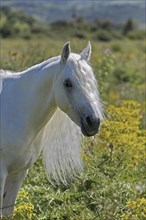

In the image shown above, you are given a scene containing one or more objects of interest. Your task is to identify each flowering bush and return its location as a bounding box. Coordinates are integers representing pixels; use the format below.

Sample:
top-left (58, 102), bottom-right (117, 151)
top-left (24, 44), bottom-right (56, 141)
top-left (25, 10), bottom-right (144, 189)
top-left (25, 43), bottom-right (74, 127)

top-left (99, 101), bottom-right (145, 167)
top-left (78, 100), bottom-right (146, 220)
top-left (121, 197), bottom-right (146, 220)
top-left (14, 189), bottom-right (36, 219)
top-left (11, 100), bottom-right (146, 220)
top-left (83, 100), bottom-right (146, 169)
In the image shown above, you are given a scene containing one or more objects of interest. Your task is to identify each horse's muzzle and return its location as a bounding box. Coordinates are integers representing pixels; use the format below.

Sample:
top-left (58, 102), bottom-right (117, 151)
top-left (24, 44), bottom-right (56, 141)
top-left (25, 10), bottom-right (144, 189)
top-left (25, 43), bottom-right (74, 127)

top-left (80, 115), bottom-right (100, 137)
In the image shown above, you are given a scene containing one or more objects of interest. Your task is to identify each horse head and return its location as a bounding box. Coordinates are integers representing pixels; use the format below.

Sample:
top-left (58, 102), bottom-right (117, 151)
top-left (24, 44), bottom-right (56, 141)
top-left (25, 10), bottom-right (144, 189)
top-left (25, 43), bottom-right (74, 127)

top-left (54, 42), bottom-right (104, 137)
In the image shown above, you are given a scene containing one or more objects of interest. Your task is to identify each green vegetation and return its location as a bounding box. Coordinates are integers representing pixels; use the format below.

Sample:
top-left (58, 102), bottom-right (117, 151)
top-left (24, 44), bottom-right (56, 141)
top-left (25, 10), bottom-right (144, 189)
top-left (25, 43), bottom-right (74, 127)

top-left (0, 7), bottom-right (49, 39)
top-left (0, 7), bottom-right (145, 220)
top-left (0, 6), bottom-right (145, 41)
top-left (1, 0), bottom-right (145, 26)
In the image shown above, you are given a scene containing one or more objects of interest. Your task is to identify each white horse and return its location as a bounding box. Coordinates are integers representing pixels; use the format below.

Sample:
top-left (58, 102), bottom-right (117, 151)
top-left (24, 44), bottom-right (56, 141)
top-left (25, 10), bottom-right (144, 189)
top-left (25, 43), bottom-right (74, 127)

top-left (0, 42), bottom-right (103, 217)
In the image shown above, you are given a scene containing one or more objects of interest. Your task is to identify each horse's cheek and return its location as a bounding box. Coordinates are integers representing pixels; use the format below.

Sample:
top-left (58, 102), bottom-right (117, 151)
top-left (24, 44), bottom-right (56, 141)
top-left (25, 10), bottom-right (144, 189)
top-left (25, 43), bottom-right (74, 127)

top-left (55, 89), bottom-right (69, 113)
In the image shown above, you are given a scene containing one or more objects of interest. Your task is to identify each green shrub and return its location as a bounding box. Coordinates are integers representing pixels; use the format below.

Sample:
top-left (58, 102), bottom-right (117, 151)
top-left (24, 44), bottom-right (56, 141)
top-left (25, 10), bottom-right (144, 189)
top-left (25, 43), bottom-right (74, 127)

top-left (113, 67), bottom-right (130, 82)
top-left (127, 30), bottom-right (145, 40)
top-left (111, 43), bottom-right (122, 52)
top-left (123, 18), bottom-right (136, 35)
top-left (74, 31), bottom-right (86, 39)
top-left (97, 30), bottom-right (112, 41)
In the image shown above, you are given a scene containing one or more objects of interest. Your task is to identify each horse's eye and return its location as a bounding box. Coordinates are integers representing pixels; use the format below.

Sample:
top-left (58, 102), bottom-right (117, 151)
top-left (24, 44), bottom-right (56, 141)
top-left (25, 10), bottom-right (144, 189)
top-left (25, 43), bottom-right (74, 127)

top-left (64, 79), bottom-right (73, 88)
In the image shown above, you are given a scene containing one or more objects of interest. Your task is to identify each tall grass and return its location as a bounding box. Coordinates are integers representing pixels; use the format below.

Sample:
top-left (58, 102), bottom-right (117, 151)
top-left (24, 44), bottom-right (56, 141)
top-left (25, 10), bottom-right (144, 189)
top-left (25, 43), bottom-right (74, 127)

top-left (0, 38), bottom-right (145, 220)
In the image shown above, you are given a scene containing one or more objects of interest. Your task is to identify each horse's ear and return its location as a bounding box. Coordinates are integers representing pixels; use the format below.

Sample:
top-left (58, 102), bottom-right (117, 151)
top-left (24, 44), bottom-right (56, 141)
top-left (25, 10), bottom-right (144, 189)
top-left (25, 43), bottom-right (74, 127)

top-left (80, 41), bottom-right (92, 61)
top-left (61, 42), bottom-right (71, 63)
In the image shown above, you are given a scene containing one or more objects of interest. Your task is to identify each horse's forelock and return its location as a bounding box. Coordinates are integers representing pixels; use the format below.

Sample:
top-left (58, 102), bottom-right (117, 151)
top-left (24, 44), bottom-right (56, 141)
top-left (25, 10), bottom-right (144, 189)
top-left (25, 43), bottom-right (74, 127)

top-left (68, 54), bottom-right (104, 120)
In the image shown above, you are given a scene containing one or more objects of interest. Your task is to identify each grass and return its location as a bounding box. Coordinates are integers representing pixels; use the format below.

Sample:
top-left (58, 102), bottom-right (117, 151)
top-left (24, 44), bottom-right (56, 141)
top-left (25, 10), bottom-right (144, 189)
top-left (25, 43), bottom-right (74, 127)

top-left (0, 37), bottom-right (145, 220)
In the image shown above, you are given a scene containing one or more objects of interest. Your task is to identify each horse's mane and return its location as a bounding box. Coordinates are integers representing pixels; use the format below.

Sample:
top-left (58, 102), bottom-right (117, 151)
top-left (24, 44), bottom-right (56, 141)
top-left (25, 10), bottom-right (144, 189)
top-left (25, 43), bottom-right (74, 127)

top-left (0, 70), bottom-right (19, 94)
top-left (42, 108), bottom-right (83, 184)
top-left (0, 69), bottom-right (18, 77)
top-left (69, 55), bottom-right (104, 120)
top-left (0, 56), bottom-right (60, 94)
top-left (0, 56), bottom-right (60, 79)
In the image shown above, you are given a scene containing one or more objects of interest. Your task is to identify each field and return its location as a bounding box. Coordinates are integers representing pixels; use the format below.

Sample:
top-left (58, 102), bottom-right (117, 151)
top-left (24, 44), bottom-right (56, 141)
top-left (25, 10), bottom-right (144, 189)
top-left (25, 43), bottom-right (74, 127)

top-left (0, 36), bottom-right (146, 220)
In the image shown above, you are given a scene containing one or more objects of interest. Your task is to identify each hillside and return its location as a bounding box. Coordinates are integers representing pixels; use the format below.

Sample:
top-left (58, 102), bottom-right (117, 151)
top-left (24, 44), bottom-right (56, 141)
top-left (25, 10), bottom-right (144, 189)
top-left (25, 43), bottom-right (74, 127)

top-left (1, 5), bottom-right (145, 42)
top-left (1, 0), bottom-right (145, 25)
top-left (0, 6), bottom-right (50, 38)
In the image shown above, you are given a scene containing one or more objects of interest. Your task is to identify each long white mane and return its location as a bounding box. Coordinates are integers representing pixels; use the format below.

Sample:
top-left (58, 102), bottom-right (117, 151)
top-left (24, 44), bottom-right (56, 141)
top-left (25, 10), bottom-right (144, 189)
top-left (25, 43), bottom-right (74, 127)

top-left (0, 69), bottom-right (20, 93)
top-left (42, 108), bottom-right (82, 184)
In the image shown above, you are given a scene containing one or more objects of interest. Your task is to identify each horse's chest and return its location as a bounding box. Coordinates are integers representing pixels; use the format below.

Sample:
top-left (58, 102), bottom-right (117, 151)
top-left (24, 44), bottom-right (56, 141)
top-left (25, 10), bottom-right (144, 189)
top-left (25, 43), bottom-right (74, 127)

top-left (5, 131), bottom-right (44, 174)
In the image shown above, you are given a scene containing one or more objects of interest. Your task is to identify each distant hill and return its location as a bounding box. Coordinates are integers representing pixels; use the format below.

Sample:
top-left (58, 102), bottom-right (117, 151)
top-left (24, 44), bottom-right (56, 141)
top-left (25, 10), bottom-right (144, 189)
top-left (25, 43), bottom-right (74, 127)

top-left (0, 6), bottom-right (49, 38)
top-left (0, 3), bottom-right (145, 41)
top-left (1, 0), bottom-right (145, 26)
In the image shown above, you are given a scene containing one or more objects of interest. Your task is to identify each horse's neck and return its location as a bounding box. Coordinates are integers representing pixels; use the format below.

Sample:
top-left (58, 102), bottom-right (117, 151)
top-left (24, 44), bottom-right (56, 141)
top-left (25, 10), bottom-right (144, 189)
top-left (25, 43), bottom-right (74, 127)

top-left (18, 58), bottom-right (60, 133)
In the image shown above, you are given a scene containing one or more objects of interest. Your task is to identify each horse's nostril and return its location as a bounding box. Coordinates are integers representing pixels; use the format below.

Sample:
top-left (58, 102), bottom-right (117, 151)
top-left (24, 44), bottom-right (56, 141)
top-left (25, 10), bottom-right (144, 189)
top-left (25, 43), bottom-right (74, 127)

top-left (85, 115), bottom-right (100, 128)
top-left (85, 115), bottom-right (93, 127)
top-left (81, 116), bottom-right (101, 136)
